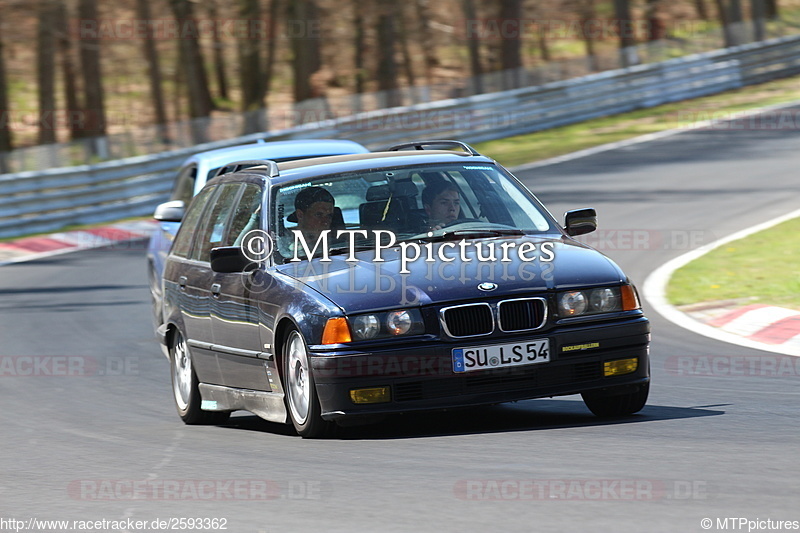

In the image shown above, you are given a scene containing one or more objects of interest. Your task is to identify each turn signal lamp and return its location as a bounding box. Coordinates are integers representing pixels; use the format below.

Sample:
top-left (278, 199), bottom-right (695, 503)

top-left (321, 317), bottom-right (352, 345)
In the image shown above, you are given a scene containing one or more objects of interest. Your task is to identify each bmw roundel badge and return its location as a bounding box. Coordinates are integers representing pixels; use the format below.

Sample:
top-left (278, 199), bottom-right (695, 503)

top-left (478, 282), bottom-right (498, 292)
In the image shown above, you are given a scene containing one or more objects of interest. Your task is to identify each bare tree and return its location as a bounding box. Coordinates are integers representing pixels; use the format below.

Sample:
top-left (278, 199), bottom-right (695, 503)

top-left (694, 0), bottom-right (710, 20)
top-left (414, 0), bottom-right (438, 86)
top-left (264, 0), bottom-right (281, 95)
top-left (287, 0), bottom-right (322, 103)
top-left (714, 0), bottom-right (734, 46)
top-left (764, 0), bottom-right (779, 19)
top-left (613, 0), bottom-right (639, 67)
top-left (751, 0), bottom-right (767, 41)
top-left (55, 0), bottom-right (84, 141)
top-left (353, 2), bottom-right (367, 97)
top-left (0, 9), bottom-right (12, 163)
top-left (77, 0), bottom-right (107, 141)
top-left (376, 0), bottom-right (400, 107)
top-left (206, 0), bottom-right (229, 101)
top-left (168, 0), bottom-right (214, 130)
top-left (136, 0), bottom-right (169, 141)
top-left (575, 0), bottom-right (599, 71)
top-left (37, 0), bottom-right (59, 144)
top-left (462, 0), bottom-right (483, 93)
top-left (397, 5), bottom-right (417, 89)
top-left (499, 0), bottom-right (523, 89)
top-left (239, 0), bottom-right (266, 133)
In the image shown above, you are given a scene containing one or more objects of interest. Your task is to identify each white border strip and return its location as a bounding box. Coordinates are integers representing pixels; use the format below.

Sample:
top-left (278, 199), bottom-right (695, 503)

top-left (643, 208), bottom-right (800, 357)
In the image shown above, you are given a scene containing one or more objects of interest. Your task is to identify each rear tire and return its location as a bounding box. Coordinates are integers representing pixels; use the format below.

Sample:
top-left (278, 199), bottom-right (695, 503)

top-left (283, 328), bottom-right (333, 438)
top-left (170, 329), bottom-right (230, 425)
top-left (581, 382), bottom-right (649, 417)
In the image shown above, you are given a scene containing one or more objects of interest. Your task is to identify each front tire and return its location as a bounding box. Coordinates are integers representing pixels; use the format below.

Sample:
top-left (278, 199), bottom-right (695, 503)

top-left (170, 329), bottom-right (230, 425)
top-left (581, 382), bottom-right (649, 417)
top-left (283, 328), bottom-right (332, 438)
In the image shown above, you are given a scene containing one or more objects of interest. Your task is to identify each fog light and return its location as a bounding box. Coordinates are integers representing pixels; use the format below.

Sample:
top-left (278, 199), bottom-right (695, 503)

top-left (604, 358), bottom-right (638, 377)
top-left (349, 387), bottom-right (391, 404)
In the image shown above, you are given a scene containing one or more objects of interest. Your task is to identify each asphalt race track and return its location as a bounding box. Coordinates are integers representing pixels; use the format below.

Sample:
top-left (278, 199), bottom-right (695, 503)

top-left (2, 114), bottom-right (799, 532)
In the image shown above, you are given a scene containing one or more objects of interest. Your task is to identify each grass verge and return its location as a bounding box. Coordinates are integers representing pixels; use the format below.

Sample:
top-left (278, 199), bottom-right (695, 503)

top-left (667, 217), bottom-right (800, 311)
top-left (474, 75), bottom-right (800, 167)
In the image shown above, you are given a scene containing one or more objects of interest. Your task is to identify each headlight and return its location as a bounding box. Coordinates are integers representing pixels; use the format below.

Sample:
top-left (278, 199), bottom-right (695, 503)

top-left (589, 287), bottom-right (620, 313)
top-left (386, 310), bottom-right (413, 335)
top-left (352, 315), bottom-right (379, 339)
top-left (559, 291), bottom-right (587, 316)
top-left (557, 286), bottom-right (633, 318)
top-left (349, 309), bottom-right (424, 340)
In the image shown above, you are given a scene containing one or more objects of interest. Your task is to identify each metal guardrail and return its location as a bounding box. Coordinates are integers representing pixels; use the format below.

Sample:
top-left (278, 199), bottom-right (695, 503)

top-left (1, 35), bottom-right (799, 239)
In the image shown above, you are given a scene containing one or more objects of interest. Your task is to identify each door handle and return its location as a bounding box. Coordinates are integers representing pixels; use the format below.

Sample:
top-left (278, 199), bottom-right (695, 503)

top-left (211, 283), bottom-right (221, 298)
top-left (178, 276), bottom-right (187, 290)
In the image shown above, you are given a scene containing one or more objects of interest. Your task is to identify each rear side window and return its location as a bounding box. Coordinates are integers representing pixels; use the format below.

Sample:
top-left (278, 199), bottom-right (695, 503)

top-left (171, 185), bottom-right (217, 258)
top-left (190, 184), bottom-right (244, 263)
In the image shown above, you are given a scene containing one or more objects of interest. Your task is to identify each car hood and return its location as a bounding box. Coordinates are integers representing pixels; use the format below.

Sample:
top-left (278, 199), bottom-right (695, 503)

top-left (273, 236), bottom-right (627, 313)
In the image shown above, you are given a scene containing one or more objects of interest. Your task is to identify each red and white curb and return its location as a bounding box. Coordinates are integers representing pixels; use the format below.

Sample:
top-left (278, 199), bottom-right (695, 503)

top-left (0, 220), bottom-right (157, 266)
top-left (644, 208), bottom-right (800, 357)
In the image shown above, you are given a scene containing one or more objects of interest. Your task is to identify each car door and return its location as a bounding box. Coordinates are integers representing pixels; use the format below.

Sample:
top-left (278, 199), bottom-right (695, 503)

top-left (209, 183), bottom-right (272, 391)
top-left (180, 182), bottom-right (244, 385)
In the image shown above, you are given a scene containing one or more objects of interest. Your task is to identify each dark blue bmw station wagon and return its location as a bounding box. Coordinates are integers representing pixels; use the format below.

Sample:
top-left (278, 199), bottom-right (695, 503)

top-left (155, 141), bottom-right (650, 438)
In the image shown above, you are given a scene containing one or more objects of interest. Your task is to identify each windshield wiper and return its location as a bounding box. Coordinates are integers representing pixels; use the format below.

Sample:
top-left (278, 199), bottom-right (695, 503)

top-left (421, 228), bottom-right (526, 242)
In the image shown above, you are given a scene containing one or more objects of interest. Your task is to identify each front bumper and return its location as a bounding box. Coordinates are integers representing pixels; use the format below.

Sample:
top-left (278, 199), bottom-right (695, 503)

top-left (310, 316), bottom-right (650, 420)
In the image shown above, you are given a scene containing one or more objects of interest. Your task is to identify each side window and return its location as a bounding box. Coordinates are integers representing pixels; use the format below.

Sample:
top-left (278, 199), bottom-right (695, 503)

top-left (171, 185), bottom-right (217, 259)
top-left (226, 184), bottom-right (264, 247)
top-left (190, 184), bottom-right (244, 263)
top-left (170, 165), bottom-right (197, 205)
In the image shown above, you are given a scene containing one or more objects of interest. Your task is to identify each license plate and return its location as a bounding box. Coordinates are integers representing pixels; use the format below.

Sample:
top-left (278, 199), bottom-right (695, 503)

top-left (452, 339), bottom-right (550, 373)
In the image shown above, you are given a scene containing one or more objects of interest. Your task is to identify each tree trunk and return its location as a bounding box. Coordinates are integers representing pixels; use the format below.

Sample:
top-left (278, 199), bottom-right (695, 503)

top-left (499, 0), bottom-right (523, 89)
top-left (397, 6), bottom-right (416, 89)
top-left (714, 0), bottom-right (735, 47)
top-left (0, 10), bottom-right (13, 163)
top-left (462, 0), bottom-right (483, 94)
top-left (239, 0), bottom-right (266, 133)
top-left (206, 0), bottom-right (229, 101)
top-left (38, 0), bottom-right (59, 145)
top-left (578, 0), bottom-right (598, 71)
top-left (613, 0), bottom-right (639, 67)
top-left (287, 0), bottom-right (322, 103)
top-left (751, 0), bottom-right (767, 41)
top-left (168, 0), bottom-right (214, 126)
top-left (353, 2), bottom-right (367, 97)
top-left (136, 0), bottom-right (169, 141)
top-left (694, 0), bottom-right (709, 20)
top-left (77, 0), bottom-right (107, 141)
top-left (728, 0), bottom-right (746, 44)
top-left (376, 0), bottom-right (400, 107)
top-left (414, 0), bottom-right (437, 85)
top-left (764, 0), bottom-right (779, 20)
top-left (55, 0), bottom-right (84, 141)
top-left (264, 0), bottom-right (280, 95)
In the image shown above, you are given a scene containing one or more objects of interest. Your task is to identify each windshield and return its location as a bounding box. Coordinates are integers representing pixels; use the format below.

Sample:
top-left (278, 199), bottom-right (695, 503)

top-left (271, 162), bottom-right (554, 261)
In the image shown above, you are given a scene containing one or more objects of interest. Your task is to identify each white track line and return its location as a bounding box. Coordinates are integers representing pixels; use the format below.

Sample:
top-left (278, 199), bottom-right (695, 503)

top-left (643, 208), bottom-right (800, 357)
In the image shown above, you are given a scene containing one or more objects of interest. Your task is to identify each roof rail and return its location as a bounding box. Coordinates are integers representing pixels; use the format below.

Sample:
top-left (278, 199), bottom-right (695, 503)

top-left (384, 140), bottom-right (481, 156)
top-left (214, 159), bottom-right (280, 178)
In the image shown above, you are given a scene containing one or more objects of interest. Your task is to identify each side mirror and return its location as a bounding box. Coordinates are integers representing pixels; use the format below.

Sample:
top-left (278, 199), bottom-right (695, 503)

top-left (210, 246), bottom-right (257, 273)
top-left (564, 208), bottom-right (597, 236)
top-left (153, 200), bottom-right (185, 222)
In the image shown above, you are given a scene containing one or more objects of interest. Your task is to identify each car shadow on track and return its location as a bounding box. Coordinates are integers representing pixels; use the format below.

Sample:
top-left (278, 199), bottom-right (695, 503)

top-left (218, 399), bottom-right (725, 440)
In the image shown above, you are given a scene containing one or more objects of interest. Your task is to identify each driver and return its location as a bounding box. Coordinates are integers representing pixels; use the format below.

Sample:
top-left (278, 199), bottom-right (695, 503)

top-left (422, 181), bottom-right (461, 231)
